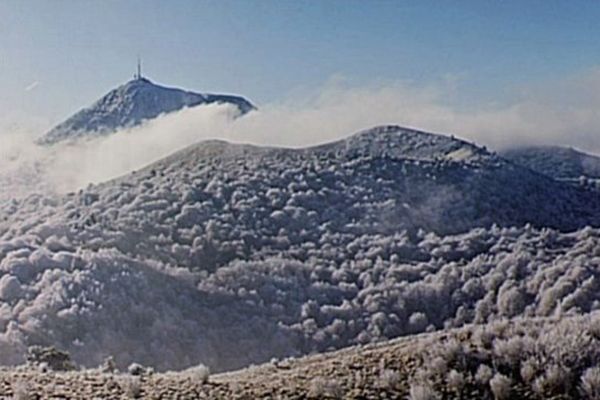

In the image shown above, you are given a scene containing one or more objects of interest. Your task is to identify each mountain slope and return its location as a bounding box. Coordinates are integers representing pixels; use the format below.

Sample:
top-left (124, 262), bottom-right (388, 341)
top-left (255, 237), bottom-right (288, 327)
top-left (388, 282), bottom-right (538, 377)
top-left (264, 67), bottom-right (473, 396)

top-left (38, 77), bottom-right (255, 144)
top-left (1, 314), bottom-right (598, 399)
top-left (501, 145), bottom-right (600, 181)
top-left (118, 125), bottom-right (599, 239)
top-left (2, 126), bottom-right (600, 372)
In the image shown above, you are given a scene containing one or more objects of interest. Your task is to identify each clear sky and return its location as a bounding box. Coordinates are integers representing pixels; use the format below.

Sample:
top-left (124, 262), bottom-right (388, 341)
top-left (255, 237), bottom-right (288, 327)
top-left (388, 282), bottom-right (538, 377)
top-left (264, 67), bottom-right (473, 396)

top-left (1, 0), bottom-right (600, 131)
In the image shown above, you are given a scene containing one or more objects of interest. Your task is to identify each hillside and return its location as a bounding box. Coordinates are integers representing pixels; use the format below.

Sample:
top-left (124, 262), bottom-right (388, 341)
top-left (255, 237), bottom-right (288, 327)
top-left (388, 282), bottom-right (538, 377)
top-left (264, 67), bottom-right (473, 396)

top-left (38, 77), bottom-right (255, 144)
top-left (502, 145), bottom-right (600, 181)
top-left (2, 126), bottom-right (600, 372)
top-left (0, 314), bottom-right (598, 399)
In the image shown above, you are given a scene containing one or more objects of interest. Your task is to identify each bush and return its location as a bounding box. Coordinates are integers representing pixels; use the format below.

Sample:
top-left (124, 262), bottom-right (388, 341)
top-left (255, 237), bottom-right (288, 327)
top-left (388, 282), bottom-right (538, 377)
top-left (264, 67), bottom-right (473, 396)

top-left (446, 369), bottom-right (465, 393)
top-left (489, 373), bottom-right (512, 400)
top-left (532, 364), bottom-right (571, 396)
top-left (408, 382), bottom-right (440, 400)
top-left (378, 369), bottom-right (400, 390)
top-left (118, 376), bottom-right (142, 399)
top-left (127, 363), bottom-right (146, 376)
top-left (307, 377), bottom-right (342, 399)
top-left (475, 364), bottom-right (493, 385)
top-left (580, 367), bottom-right (600, 399)
top-left (25, 346), bottom-right (76, 371)
top-left (520, 358), bottom-right (538, 383)
top-left (183, 364), bottom-right (210, 384)
top-left (100, 356), bottom-right (117, 373)
top-left (12, 380), bottom-right (32, 400)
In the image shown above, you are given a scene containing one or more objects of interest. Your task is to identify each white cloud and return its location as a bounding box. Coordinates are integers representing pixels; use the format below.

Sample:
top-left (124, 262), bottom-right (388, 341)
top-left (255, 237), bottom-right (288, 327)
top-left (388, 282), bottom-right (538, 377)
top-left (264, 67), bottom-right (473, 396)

top-left (210, 67), bottom-right (600, 154)
top-left (3, 67), bottom-right (600, 198)
top-left (24, 81), bottom-right (40, 92)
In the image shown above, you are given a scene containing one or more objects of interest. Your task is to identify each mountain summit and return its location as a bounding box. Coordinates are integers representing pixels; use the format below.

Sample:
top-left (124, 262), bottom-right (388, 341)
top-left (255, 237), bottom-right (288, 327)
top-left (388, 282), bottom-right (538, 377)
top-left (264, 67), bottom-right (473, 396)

top-left (38, 76), bottom-right (255, 144)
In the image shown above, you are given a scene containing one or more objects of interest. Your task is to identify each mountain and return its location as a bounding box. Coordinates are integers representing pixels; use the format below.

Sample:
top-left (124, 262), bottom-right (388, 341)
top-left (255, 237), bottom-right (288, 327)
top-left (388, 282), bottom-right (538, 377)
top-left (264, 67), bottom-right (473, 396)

top-left (37, 77), bottom-right (255, 144)
top-left (131, 125), bottom-right (600, 236)
top-left (501, 145), bottom-right (600, 181)
top-left (2, 125), bottom-right (600, 372)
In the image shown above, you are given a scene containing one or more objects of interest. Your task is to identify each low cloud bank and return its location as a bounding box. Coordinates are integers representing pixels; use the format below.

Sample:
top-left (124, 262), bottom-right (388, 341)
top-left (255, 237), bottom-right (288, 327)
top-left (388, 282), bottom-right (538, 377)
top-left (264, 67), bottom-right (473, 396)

top-left (3, 67), bottom-right (600, 196)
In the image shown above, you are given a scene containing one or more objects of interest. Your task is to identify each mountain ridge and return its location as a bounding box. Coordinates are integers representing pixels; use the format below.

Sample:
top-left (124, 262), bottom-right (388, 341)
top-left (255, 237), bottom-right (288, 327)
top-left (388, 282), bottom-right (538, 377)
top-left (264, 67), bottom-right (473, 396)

top-left (133, 125), bottom-right (499, 177)
top-left (38, 77), bottom-right (255, 145)
top-left (501, 144), bottom-right (600, 181)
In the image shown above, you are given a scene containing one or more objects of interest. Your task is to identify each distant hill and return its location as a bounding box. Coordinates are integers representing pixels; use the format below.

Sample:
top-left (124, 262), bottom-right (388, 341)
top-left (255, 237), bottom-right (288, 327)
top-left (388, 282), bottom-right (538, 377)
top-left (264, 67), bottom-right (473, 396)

top-left (38, 77), bottom-right (255, 144)
top-left (501, 145), bottom-right (600, 180)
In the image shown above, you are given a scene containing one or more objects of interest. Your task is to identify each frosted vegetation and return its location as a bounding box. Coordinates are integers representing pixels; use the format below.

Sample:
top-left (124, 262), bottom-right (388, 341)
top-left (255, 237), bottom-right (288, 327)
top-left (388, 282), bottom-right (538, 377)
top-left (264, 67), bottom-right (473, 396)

top-left (1, 126), bottom-right (600, 372)
top-left (502, 145), bottom-right (600, 181)
top-left (409, 313), bottom-right (600, 399)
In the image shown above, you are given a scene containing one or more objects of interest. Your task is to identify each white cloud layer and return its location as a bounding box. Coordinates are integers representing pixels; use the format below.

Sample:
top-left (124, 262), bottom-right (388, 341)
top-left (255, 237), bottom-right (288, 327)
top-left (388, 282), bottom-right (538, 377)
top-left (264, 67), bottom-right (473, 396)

top-left (3, 67), bottom-right (600, 197)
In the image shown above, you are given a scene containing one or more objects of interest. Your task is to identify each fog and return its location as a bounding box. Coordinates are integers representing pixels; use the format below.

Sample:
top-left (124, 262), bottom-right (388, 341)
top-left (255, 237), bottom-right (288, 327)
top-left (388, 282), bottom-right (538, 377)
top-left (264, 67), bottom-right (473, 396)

top-left (3, 67), bottom-right (600, 197)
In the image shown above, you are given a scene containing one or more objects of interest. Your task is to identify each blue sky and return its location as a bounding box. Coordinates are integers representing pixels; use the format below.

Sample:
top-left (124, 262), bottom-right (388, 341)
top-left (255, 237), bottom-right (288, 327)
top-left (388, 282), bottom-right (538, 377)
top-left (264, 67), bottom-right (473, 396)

top-left (1, 1), bottom-right (600, 131)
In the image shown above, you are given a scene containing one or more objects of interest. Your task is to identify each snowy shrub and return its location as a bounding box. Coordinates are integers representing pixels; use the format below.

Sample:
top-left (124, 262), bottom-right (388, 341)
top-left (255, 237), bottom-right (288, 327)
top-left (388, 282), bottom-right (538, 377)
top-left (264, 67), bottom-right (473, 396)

top-left (183, 364), bottom-right (210, 384)
top-left (127, 363), bottom-right (146, 376)
top-left (520, 357), bottom-right (539, 383)
top-left (425, 356), bottom-right (447, 377)
top-left (408, 382), bottom-right (439, 400)
top-left (446, 369), bottom-right (465, 393)
top-left (588, 314), bottom-right (600, 340)
top-left (0, 274), bottom-right (22, 301)
top-left (378, 369), bottom-right (400, 390)
top-left (412, 315), bottom-right (600, 399)
top-left (307, 377), bottom-right (342, 398)
top-left (119, 376), bottom-right (142, 399)
top-left (580, 367), bottom-right (600, 399)
top-left (532, 364), bottom-right (571, 397)
top-left (493, 336), bottom-right (533, 367)
top-left (101, 356), bottom-right (117, 373)
top-left (489, 373), bottom-right (512, 400)
top-left (408, 312), bottom-right (429, 333)
top-left (497, 283), bottom-right (527, 317)
top-left (472, 327), bottom-right (495, 349)
top-left (11, 380), bottom-right (32, 400)
top-left (25, 346), bottom-right (75, 371)
top-left (475, 364), bottom-right (493, 385)
top-left (434, 338), bottom-right (466, 369)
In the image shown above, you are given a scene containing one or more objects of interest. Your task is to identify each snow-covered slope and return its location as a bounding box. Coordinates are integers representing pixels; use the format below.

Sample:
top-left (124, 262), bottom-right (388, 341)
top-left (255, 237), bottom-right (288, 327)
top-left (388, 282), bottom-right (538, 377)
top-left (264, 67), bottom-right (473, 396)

top-left (502, 145), bottom-right (600, 181)
top-left (122, 125), bottom-right (599, 237)
top-left (38, 77), bottom-right (255, 144)
top-left (2, 126), bottom-right (600, 372)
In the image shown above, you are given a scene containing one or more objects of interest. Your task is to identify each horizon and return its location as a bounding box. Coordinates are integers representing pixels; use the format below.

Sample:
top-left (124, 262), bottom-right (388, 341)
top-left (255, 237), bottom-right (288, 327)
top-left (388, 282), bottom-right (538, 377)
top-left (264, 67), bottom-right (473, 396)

top-left (2, 0), bottom-right (600, 152)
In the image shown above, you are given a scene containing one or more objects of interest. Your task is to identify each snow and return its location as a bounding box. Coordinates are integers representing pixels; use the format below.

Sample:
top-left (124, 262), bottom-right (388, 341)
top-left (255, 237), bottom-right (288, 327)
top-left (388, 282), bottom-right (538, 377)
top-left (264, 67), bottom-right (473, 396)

top-left (502, 145), bottom-right (600, 181)
top-left (38, 77), bottom-right (255, 145)
top-left (0, 275), bottom-right (22, 302)
top-left (1, 125), bottom-right (600, 372)
top-left (444, 147), bottom-right (475, 161)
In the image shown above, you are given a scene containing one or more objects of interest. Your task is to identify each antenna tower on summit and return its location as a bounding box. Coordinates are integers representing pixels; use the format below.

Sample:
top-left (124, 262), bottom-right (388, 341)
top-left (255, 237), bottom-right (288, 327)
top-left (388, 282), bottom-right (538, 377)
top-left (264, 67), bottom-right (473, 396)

top-left (135, 56), bottom-right (142, 80)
